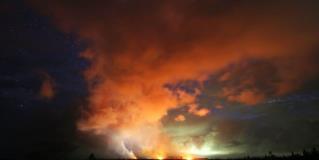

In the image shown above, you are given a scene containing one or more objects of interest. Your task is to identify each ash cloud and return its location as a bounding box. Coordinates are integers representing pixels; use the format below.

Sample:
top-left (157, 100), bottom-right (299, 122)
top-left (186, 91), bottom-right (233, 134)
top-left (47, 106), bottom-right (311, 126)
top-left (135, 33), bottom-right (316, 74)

top-left (29, 0), bottom-right (319, 157)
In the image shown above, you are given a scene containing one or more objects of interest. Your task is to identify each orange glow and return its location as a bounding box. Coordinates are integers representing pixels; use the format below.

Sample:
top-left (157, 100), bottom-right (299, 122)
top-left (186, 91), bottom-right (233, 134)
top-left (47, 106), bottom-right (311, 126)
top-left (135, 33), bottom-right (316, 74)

top-left (153, 150), bottom-right (166, 160)
top-left (183, 155), bottom-right (193, 160)
top-left (30, 0), bottom-right (319, 158)
top-left (174, 114), bottom-right (186, 122)
top-left (156, 155), bottom-right (164, 160)
top-left (188, 104), bottom-right (210, 117)
top-left (224, 89), bottom-right (265, 106)
top-left (39, 72), bottom-right (55, 100)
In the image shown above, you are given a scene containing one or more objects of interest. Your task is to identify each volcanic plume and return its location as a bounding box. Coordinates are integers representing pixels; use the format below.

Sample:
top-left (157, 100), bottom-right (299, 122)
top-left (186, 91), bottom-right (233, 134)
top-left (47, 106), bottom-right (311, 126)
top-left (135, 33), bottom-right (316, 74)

top-left (29, 0), bottom-right (319, 158)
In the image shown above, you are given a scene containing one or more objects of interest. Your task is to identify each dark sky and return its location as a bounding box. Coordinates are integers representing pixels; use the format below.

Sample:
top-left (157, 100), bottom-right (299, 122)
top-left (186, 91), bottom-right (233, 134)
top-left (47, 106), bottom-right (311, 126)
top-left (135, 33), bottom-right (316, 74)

top-left (1, 0), bottom-right (319, 159)
top-left (0, 0), bottom-right (88, 159)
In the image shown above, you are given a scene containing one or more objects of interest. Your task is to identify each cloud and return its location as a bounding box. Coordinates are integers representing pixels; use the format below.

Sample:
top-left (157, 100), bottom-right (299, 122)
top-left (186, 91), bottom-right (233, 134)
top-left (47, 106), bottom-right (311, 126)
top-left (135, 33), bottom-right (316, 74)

top-left (213, 103), bottom-right (319, 156)
top-left (188, 104), bottom-right (210, 117)
top-left (216, 55), bottom-right (319, 105)
top-left (227, 90), bottom-right (265, 106)
top-left (174, 114), bottom-right (186, 122)
top-left (215, 104), bottom-right (224, 110)
top-left (29, 0), bottom-right (319, 157)
top-left (215, 60), bottom-right (277, 105)
top-left (39, 72), bottom-right (55, 100)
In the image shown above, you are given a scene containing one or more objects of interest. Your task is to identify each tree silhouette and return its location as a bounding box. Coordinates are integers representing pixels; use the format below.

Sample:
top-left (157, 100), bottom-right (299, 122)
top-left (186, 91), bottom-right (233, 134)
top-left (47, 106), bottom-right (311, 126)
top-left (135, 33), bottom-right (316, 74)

top-left (88, 153), bottom-right (96, 160)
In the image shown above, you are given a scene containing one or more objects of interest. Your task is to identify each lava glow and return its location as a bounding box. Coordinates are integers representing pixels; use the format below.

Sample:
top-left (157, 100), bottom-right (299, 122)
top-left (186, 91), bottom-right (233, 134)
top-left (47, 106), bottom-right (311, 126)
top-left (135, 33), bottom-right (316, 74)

top-left (182, 155), bottom-right (193, 160)
top-left (156, 155), bottom-right (164, 160)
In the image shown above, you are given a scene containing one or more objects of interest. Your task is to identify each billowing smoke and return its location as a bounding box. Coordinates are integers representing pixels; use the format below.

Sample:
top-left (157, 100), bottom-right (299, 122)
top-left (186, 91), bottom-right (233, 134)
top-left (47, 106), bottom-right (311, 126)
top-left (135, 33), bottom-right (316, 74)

top-left (30, 0), bottom-right (319, 158)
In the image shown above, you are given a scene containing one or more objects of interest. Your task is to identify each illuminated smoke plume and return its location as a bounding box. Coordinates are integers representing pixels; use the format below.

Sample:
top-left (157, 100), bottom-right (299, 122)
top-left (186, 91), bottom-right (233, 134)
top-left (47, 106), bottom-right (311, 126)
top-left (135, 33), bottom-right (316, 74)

top-left (30, 0), bottom-right (319, 158)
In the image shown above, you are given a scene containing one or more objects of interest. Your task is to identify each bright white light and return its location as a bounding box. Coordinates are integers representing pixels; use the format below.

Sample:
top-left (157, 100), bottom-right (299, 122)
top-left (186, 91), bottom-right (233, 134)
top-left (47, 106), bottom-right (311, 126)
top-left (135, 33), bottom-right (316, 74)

top-left (157, 155), bottom-right (164, 160)
top-left (183, 155), bottom-right (193, 160)
top-left (187, 144), bottom-right (228, 156)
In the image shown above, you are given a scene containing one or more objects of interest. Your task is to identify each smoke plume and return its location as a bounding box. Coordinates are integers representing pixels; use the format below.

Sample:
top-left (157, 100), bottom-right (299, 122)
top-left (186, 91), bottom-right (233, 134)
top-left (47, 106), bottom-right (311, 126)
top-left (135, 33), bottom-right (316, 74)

top-left (30, 0), bottom-right (319, 158)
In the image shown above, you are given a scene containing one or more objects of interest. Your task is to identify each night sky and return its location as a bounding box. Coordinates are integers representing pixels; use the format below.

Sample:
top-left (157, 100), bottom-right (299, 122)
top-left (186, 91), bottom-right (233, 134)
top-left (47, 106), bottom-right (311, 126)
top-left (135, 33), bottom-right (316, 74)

top-left (0, 1), bottom-right (88, 159)
top-left (1, 0), bottom-right (319, 159)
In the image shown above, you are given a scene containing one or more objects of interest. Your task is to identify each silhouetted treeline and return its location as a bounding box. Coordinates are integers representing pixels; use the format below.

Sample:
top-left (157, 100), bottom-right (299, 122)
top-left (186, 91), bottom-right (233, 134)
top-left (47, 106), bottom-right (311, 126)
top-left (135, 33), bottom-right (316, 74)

top-left (2, 147), bottom-right (316, 160)
top-left (88, 147), bottom-right (319, 160)
top-left (209, 147), bottom-right (319, 160)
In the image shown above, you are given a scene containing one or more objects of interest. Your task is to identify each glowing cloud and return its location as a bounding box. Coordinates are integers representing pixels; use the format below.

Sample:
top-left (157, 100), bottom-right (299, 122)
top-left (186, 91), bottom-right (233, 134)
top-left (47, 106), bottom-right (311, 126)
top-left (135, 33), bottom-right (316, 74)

top-left (175, 114), bottom-right (186, 122)
top-left (30, 0), bottom-right (319, 158)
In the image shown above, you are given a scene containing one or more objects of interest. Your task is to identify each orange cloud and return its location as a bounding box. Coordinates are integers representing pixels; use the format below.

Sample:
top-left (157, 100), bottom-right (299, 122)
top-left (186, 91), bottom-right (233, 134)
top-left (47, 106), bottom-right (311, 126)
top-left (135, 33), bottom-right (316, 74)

top-left (226, 89), bottom-right (265, 106)
top-left (29, 0), bottom-right (319, 157)
top-left (188, 104), bottom-right (210, 117)
top-left (174, 114), bottom-right (185, 122)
